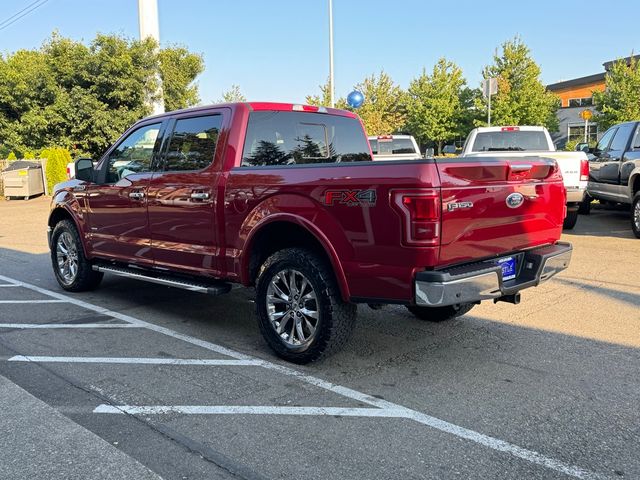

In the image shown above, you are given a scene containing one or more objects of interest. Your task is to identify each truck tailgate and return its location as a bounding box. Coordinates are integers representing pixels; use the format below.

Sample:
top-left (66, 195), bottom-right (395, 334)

top-left (436, 157), bottom-right (565, 266)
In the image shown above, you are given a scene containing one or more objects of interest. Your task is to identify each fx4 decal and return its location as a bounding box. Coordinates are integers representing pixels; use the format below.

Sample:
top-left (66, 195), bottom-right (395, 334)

top-left (324, 189), bottom-right (377, 207)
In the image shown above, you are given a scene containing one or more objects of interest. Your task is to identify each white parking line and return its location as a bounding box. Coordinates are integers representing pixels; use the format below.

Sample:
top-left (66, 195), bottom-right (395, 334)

top-left (0, 300), bottom-right (67, 304)
top-left (0, 274), bottom-right (604, 480)
top-left (9, 355), bottom-right (262, 366)
top-left (0, 284), bottom-right (20, 287)
top-left (0, 323), bottom-right (144, 329)
top-left (94, 405), bottom-right (406, 417)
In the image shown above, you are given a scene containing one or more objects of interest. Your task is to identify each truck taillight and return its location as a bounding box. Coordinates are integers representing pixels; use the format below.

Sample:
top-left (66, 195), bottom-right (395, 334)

top-left (580, 158), bottom-right (589, 181)
top-left (392, 190), bottom-right (440, 246)
top-left (66, 166), bottom-right (71, 179)
top-left (501, 126), bottom-right (520, 132)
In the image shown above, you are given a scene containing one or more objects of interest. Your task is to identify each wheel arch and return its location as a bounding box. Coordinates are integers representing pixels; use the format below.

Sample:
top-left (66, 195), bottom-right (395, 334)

top-left (47, 204), bottom-right (90, 256)
top-left (242, 216), bottom-right (350, 302)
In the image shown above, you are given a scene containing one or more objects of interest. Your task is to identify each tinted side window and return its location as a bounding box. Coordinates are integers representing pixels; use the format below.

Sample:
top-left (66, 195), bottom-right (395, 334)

top-left (106, 123), bottom-right (161, 183)
top-left (391, 138), bottom-right (417, 154)
top-left (241, 111), bottom-right (372, 167)
top-left (596, 127), bottom-right (617, 152)
top-left (633, 125), bottom-right (640, 149)
top-left (164, 115), bottom-right (222, 171)
top-left (609, 123), bottom-right (634, 152)
top-left (369, 139), bottom-right (378, 154)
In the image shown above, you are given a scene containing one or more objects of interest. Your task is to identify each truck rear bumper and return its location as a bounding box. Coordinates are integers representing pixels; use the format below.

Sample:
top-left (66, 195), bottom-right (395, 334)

top-left (414, 242), bottom-right (572, 307)
top-left (566, 187), bottom-right (586, 204)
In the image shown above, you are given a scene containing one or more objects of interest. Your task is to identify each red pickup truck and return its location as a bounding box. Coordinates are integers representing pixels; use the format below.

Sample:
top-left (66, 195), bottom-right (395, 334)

top-left (48, 102), bottom-right (572, 363)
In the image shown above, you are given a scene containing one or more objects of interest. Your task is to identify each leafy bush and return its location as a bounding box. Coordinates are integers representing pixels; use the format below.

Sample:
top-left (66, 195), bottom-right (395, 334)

top-left (7, 152), bottom-right (16, 160)
top-left (564, 139), bottom-right (596, 152)
top-left (39, 147), bottom-right (71, 193)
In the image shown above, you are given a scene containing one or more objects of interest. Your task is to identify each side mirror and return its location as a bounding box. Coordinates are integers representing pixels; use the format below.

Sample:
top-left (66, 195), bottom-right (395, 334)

top-left (424, 147), bottom-right (434, 158)
top-left (575, 142), bottom-right (590, 153)
top-left (75, 157), bottom-right (94, 182)
top-left (442, 144), bottom-right (456, 155)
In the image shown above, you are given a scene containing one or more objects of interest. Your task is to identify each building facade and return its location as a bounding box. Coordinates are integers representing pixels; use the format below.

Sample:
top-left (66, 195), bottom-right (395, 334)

top-left (547, 55), bottom-right (639, 148)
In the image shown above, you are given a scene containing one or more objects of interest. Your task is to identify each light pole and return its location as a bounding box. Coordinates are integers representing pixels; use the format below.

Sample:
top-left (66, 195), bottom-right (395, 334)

top-left (138, 0), bottom-right (164, 115)
top-left (328, 0), bottom-right (335, 108)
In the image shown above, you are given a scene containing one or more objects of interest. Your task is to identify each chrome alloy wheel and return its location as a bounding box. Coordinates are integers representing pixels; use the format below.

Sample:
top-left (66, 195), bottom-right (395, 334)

top-left (266, 269), bottom-right (319, 347)
top-left (634, 200), bottom-right (640, 231)
top-left (56, 232), bottom-right (79, 284)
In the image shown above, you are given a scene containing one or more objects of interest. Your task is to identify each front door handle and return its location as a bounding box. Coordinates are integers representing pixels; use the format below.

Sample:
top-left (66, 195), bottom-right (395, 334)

top-left (190, 192), bottom-right (210, 200)
top-left (129, 191), bottom-right (145, 200)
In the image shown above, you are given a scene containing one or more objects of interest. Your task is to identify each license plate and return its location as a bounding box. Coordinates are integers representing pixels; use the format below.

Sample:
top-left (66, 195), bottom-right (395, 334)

top-left (497, 257), bottom-right (516, 281)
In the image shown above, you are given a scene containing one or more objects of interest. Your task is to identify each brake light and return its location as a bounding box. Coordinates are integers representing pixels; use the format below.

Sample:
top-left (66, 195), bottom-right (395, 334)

top-left (377, 135), bottom-right (393, 141)
top-left (66, 166), bottom-right (71, 179)
top-left (501, 126), bottom-right (520, 132)
top-left (580, 158), bottom-right (589, 181)
top-left (292, 104), bottom-right (326, 113)
top-left (392, 190), bottom-right (440, 245)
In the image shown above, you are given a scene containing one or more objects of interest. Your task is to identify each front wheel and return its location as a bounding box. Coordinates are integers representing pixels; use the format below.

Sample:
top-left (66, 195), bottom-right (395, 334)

top-left (50, 220), bottom-right (103, 291)
top-left (563, 210), bottom-right (579, 230)
top-left (255, 248), bottom-right (356, 363)
top-left (406, 303), bottom-right (475, 322)
top-left (632, 193), bottom-right (640, 239)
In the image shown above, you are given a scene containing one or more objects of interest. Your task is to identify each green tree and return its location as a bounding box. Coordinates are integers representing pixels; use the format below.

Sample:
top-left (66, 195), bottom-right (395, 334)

top-left (348, 72), bottom-right (406, 135)
top-left (219, 84), bottom-right (246, 103)
top-left (593, 56), bottom-right (640, 130)
top-left (305, 78), bottom-right (347, 108)
top-left (39, 147), bottom-right (71, 193)
top-left (0, 32), bottom-right (204, 159)
top-left (477, 37), bottom-right (560, 130)
top-left (406, 58), bottom-right (469, 154)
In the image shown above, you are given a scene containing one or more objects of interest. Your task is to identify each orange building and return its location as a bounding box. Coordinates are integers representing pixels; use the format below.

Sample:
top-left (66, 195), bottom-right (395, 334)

top-left (547, 55), bottom-right (639, 147)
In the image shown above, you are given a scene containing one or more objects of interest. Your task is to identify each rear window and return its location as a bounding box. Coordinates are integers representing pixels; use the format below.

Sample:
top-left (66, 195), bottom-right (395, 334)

top-left (241, 111), bottom-right (372, 167)
top-left (370, 138), bottom-right (417, 155)
top-left (471, 131), bottom-right (549, 152)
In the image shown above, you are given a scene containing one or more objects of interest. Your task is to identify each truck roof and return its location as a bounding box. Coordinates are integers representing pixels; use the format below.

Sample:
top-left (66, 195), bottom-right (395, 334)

top-left (472, 126), bottom-right (547, 132)
top-left (143, 102), bottom-right (359, 121)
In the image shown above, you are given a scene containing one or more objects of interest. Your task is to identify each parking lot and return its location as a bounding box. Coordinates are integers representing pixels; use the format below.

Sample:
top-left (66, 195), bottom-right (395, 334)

top-left (0, 196), bottom-right (638, 480)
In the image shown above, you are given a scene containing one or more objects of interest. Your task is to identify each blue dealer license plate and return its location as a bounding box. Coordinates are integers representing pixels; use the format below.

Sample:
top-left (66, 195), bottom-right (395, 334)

top-left (497, 257), bottom-right (516, 281)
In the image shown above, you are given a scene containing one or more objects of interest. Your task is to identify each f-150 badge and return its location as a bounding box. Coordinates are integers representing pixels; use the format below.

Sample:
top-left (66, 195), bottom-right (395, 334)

top-left (324, 189), bottom-right (377, 207)
top-left (446, 201), bottom-right (474, 211)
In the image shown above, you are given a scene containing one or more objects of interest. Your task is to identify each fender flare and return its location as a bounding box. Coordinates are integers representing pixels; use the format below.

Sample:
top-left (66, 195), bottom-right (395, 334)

top-left (241, 213), bottom-right (351, 302)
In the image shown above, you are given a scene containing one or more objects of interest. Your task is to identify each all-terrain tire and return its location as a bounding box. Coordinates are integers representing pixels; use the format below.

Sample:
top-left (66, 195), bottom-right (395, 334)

top-left (563, 210), bottom-right (579, 230)
top-left (406, 303), bottom-right (475, 322)
top-left (631, 192), bottom-right (640, 239)
top-left (255, 248), bottom-right (356, 363)
top-left (50, 219), bottom-right (103, 291)
top-left (578, 196), bottom-right (591, 215)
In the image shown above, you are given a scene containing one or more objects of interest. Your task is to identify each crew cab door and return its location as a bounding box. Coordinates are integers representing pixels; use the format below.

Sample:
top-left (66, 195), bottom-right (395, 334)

top-left (620, 123), bottom-right (640, 187)
top-left (147, 111), bottom-right (227, 276)
top-left (84, 121), bottom-right (165, 265)
top-left (590, 126), bottom-right (618, 184)
top-left (599, 123), bottom-right (635, 184)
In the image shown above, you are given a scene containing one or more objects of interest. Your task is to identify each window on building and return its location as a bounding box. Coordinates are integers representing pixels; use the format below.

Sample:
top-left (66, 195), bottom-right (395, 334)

top-left (568, 124), bottom-right (598, 143)
top-left (567, 97), bottom-right (593, 108)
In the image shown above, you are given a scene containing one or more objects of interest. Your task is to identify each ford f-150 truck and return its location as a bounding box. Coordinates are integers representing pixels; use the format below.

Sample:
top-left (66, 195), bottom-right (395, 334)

top-left (461, 126), bottom-right (589, 230)
top-left (48, 102), bottom-right (572, 363)
top-left (580, 121), bottom-right (640, 238)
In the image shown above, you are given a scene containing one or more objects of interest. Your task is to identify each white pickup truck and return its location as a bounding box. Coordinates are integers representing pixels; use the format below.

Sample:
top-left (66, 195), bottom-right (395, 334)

top-left (460, 126), bottom-right (589, 229)
top-left (368, 135), bottom-right (422, 161)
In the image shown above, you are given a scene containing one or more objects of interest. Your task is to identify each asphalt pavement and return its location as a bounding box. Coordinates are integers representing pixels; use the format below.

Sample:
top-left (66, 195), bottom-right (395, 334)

top-left (0, 196), bottom-right (638, 480)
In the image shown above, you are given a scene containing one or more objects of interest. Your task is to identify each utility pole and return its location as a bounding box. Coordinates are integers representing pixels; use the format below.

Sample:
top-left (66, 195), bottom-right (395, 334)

top-left (328, 0), bottom-right (335, 108)
top-left (138, 0), bottom-right (164, 115)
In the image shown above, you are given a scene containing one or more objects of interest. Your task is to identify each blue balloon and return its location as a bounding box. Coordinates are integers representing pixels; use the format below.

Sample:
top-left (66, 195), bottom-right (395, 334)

top-left (347, 90), bottom-right (364, 109)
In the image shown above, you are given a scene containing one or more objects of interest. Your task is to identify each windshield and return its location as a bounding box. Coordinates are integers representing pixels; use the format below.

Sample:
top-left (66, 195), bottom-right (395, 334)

top-left (471, 131), bottom-right (549, 152)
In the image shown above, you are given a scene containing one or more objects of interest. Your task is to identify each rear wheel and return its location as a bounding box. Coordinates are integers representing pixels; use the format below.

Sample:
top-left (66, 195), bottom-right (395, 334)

top-left (631, 193), bottom-right (640, 239)
top-left (50, 220), bottom-right (103, 291)
top-left (406, 303), bottom-right (475, 322)
top-left (578, 195), bottom-right (591, 215)
top-left (563, 210), bottom-right (579, 230)
top-left (255, 248), bottom-right (356, 363)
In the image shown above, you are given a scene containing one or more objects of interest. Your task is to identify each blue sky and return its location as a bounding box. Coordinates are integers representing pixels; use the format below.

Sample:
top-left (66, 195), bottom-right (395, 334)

top-left (1, 0), bottom-right (639, 105)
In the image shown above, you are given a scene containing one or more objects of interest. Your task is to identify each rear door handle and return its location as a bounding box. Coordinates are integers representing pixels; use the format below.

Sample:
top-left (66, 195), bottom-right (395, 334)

top-left (129, 191), bottom-right (145, 200)
top-left (190, 192), bottom-right (210, 200)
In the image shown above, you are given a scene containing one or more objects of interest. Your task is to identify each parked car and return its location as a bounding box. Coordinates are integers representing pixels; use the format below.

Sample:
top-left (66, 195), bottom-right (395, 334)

top-left (368, 135), bottom-right (421, 161)
top-left (460, 126), bottom-right (589, 229)
top-left (580, 121), bottom-right (640, 238)
top-left (48, 102), bottom-right (572, 363)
